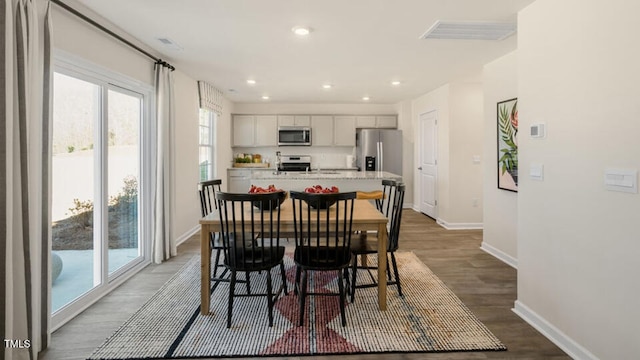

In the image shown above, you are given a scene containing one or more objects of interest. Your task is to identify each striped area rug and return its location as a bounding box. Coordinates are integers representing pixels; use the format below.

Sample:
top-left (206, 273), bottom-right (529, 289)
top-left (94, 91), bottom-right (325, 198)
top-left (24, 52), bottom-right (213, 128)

top-left (88, 252), bottom-right (506, 359)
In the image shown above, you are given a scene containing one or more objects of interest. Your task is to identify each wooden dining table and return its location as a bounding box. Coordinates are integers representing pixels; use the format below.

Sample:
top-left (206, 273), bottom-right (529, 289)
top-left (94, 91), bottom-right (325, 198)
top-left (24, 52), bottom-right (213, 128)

top-left (199, 198), bottom-right (389, 315)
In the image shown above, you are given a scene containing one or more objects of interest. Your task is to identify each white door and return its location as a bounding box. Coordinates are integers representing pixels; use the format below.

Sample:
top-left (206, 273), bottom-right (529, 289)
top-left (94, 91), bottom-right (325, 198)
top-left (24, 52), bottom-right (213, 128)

top-left (419, 111), bottom-right (437, 218)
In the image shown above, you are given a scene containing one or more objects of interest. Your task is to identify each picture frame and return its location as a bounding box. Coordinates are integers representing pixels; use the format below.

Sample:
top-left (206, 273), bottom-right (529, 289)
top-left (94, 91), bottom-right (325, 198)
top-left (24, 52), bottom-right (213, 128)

top-left (497, 98), bottom-right (518, 192)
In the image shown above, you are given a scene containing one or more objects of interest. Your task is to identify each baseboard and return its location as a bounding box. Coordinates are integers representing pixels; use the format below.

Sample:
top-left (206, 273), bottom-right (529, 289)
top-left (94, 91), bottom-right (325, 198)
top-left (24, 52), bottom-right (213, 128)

top-left (403, 202), bottom-right (413, 209)
top-left (176, 225), bottom-right (200, 246)
top-left (513, 301), bottom-right (599, 360)
top-left (480, 242), bottom-right (518, 269)
top-left (436, 218), bottom-right (483, 230)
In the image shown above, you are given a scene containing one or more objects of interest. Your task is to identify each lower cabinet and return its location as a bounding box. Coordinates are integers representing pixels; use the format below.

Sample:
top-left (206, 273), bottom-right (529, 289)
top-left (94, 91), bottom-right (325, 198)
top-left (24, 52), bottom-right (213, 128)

top-left (227, 169), bottom-right (251, 193)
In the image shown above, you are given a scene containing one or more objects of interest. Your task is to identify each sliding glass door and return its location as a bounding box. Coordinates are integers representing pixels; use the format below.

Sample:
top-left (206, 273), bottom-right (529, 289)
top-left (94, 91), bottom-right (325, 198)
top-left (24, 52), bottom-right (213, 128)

top-left (51, 58), bottom-right (151, 326)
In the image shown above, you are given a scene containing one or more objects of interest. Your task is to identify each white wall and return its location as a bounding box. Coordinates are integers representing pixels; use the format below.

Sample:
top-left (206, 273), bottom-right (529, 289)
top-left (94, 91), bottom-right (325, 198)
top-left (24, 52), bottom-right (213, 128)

top-left (516, 1), bottom-right (640, 359)
top-left (481, 51), bottom-right (518, 266)
top-left (411, 79), bottom-right (484, 228)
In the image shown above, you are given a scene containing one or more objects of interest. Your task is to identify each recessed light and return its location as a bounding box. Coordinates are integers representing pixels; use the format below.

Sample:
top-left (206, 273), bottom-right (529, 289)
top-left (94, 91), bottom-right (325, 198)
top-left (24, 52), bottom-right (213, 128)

top-left (391, 81), bottom-right (401, 86)
top-left (247, 79), bottom-right (256, 85)
top-left (322, 84), bottom-right (332, 89)
top-left (362, 96), bottom-right (370, 101)
top-left (262, 95), bottom-right (270, 100)
top-left (292, 26), bottom-right (311, 36)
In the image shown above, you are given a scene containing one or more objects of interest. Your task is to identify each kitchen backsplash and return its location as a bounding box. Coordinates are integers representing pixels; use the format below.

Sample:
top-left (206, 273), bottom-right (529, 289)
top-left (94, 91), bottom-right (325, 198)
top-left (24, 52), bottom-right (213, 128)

top-left (233, 146), bottom-right (356, 169)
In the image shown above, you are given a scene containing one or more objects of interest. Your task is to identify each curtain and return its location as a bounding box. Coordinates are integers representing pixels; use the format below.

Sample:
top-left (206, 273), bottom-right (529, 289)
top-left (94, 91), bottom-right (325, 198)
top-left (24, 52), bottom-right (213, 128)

top-left (152, 62), bottom-right (176, 264)
top-left (1, 0), bottom-right (52, 359)
top-left (197, 81), bottom-right (223, 114)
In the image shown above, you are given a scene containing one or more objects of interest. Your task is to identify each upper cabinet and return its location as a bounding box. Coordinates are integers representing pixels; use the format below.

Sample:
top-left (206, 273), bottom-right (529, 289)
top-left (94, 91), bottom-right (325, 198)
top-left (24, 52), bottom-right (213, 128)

top-left (311, 115), bottom-right (355, 146)
top-left (277, 115), bottom-right (311, 127)
top-left (232, 115), bottom-right (278, 147)
top-left (355, 115), bottom-right (397, 128)
top-left (333, 116), bottom-right (356, 146)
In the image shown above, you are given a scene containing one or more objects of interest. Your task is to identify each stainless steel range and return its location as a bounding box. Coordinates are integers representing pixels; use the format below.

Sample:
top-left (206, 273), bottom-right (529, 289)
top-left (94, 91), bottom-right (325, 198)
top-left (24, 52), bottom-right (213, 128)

top-left (278, 155), bottom-right (311, 172)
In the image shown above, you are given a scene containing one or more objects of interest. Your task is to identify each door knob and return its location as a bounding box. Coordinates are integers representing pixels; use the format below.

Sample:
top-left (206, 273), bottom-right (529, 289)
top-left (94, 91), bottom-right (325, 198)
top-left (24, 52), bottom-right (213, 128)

top-left (418, 167), bottom-right (422, 170)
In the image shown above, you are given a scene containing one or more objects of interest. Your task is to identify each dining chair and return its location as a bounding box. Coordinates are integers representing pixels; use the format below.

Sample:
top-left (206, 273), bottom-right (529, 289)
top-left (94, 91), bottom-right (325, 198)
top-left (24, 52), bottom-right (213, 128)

top-left (216, 191), bottom-right (288, 328)
top-left (377, 179), bottom-right (398, 217)
top-left (198, 179), bottom-right (225, 279)
top-left (290, 190), bottom-right (356, 327)
top-left (349, 183), bottom-right (405, 302)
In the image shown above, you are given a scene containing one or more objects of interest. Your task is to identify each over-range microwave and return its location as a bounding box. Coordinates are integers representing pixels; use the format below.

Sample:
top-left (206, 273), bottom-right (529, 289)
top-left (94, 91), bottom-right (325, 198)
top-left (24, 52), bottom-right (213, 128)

top-left (278, 126), bottom-right (311, 146)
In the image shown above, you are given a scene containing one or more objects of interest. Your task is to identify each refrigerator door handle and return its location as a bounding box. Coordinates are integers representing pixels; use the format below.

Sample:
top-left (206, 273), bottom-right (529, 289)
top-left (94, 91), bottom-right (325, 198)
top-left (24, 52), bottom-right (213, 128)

top-left (379, 141), bottom-right (383, 172)
top-left (376, 142), bottom-right (381, 171)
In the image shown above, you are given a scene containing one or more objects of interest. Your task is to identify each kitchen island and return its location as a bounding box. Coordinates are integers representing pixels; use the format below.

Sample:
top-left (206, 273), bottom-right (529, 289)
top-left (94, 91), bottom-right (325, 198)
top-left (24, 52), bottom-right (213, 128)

top-left (249, 170), bottom-right (402, 192)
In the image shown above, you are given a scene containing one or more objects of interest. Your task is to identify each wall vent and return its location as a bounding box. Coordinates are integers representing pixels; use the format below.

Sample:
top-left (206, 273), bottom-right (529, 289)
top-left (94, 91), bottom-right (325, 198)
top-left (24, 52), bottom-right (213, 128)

top-left (156, 37), bottom-right (183, 51)
top-left (420, 21), bottom-right (516, 41)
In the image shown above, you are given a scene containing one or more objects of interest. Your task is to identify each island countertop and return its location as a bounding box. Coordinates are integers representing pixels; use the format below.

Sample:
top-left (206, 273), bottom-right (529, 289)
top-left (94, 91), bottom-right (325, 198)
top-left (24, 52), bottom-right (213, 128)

top-left (251, 170), bottom-right (402, 181)
top-left (249, 170), bottom-right (402, 192)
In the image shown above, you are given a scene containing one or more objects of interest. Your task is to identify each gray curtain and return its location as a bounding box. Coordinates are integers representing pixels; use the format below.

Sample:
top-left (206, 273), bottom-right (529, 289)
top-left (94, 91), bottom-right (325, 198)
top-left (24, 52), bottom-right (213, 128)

top-left (1, 0), bottom-right (52, 359)
top-left (152, 62), bottom-right (176, 264)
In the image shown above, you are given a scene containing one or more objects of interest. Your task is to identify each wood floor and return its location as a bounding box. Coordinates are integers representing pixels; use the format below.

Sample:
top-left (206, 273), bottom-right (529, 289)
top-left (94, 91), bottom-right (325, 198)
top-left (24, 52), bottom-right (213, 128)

top-left (40, 210), bottom-right (570, 360)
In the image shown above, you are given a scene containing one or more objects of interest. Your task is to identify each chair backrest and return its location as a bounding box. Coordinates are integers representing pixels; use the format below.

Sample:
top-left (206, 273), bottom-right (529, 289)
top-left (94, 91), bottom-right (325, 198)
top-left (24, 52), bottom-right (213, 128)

top-left (387, 183), bottom-right (406, 252)
top-left (199, 179), bottom-right (222, 217)
top-left (290, 191), bottom-right (356, 268)
top-left (215, 191), bottom-right (286, 269)
top-left (376, 179), bottom-right (397, 218)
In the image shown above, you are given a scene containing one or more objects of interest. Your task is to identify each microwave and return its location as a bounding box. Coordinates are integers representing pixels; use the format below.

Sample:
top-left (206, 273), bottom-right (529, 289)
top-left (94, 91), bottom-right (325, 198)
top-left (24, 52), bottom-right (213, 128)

top-left (278, 126), bottom-right (311, 146)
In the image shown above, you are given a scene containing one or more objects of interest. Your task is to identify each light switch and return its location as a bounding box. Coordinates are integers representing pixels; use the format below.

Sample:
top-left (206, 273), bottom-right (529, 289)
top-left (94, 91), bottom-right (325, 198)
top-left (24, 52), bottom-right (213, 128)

top-left (529, 164), bottom-right (544, 180)
top-left (604, 169), bottom-right (637, 193)
top-left (472, 155), bottom-right (481, 164)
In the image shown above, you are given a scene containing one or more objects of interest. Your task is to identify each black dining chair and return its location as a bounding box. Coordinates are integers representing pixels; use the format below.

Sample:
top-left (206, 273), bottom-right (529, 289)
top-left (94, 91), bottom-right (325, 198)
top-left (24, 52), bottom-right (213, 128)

top-left (290, 190), bottom-right (356, 327)
top-left (376, 179), bottom-right (398, 217)
top-left (216, 191), bottom-right (288, 328)
top-left (199, 179), bottom-right (226, 280)
top-left (349, 183), bottom-right (405, 302)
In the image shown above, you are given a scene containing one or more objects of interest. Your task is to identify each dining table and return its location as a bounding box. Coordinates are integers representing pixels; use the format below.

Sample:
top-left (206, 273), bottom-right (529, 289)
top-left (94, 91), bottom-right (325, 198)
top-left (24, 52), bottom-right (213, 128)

top-left (199, 197), bottom-right (390, 315)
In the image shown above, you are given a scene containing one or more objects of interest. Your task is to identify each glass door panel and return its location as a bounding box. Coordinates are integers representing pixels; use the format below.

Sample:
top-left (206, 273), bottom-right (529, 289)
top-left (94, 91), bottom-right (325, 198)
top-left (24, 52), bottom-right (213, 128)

top-left (107, 89), bottom-right (142, 274)
top-left (51, 73), bottom-right (101, 313)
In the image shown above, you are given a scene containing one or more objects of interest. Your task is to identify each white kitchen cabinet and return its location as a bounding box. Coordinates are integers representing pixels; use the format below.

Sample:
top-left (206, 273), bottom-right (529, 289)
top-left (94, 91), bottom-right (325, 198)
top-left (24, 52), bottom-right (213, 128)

top-left (232, 115), bottom-right (255, 147)
top-left (355, 115), bottom-right (397, 128)
top-left (311, 115), bottom-right (334, 146)
top-left (333, 116), bottom-right (356, 146)
top-left (232, 115), bottom-right (277, 147)
top-left (277, 115), bottom-right (311, 127)
top-left (376, 115), bottom-right (397, 128)
top-left (254, 115), bottom-right (277, 146)
top-left (227, 169), bottom-right (252, 193)
top-left (355, 116), bottom-right (376, 128)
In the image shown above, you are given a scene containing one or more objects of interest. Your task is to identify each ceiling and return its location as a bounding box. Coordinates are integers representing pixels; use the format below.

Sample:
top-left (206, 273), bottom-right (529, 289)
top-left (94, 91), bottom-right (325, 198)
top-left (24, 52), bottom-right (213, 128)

top-left (76, 0), bottom-right (535, 104)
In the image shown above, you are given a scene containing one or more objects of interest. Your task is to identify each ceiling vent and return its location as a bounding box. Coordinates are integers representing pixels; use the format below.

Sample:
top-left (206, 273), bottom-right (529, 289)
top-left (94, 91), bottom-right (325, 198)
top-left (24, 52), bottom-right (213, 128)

top-left (157, 37), bottom-right (183, 51)
top-left (420, 21), bottom-right (516, 41)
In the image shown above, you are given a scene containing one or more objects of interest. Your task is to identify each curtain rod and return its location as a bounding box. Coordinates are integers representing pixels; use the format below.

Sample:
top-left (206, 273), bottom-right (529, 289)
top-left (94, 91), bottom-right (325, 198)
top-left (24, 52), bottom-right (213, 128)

top-left (51, 0), bottom-right (175, 71)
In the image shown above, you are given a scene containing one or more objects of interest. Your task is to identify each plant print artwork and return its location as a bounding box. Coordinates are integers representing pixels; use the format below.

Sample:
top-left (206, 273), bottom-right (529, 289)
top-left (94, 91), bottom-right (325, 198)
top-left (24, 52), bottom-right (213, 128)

top-left (497, 98), bottom-right (518, 192)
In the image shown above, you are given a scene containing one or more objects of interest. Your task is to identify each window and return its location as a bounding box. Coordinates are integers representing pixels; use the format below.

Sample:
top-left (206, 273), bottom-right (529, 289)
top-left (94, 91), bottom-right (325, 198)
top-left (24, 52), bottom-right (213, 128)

top-left (199, 108), bottom-right (216, 181)
top-left (51, 56), bottom-right (152, 329)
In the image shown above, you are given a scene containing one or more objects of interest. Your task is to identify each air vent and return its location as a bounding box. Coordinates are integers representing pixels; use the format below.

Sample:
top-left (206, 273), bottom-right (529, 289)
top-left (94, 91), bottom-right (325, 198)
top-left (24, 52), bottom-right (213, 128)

top-left (156, 37), bottom-right (183, 51)
top-left (420, 21), bottom-right (516, 41)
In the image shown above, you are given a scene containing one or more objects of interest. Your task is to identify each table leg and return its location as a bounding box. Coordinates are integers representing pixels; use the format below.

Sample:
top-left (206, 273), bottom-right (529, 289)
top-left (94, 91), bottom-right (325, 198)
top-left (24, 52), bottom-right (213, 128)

top-left (201, 225), bottom-right (211, 315)
top-left (377, 223), bottom-right (388, 311)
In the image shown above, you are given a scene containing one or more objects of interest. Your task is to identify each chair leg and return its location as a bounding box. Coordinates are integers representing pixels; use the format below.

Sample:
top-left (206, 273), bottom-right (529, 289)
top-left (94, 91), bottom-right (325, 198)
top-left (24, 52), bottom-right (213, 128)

top-left (266, 270), bottom-right (274, 327)
top-left (390, 252), bottom-right (402, 297)
top-left (227, 271), bottom-right (236, 328)
top-left (212, 248), bottom-right (222, 277)
top-left (245, 272), bottom-right (251, 294)
top-left (298, 270), bottom-right (308, 326)
top-left (280, 262), bottom-right (288, 295)
top-left (350, 256), bottom-right (358, 303)
top-left (294, 266), bottom-right (301, 295)
top-left (386, 254), bottom-right (392, 281)
top-left (337, 270), bottom-right (347, 327)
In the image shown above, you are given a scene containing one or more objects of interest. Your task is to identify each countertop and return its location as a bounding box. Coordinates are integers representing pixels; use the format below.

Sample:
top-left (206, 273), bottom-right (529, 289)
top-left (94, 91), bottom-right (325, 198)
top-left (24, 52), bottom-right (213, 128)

top-left (250, 170), bottom-right (402, 181)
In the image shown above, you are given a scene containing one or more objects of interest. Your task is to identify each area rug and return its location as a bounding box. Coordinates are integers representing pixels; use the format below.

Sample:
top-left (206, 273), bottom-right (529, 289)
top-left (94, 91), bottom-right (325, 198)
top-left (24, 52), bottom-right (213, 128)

top-left (88, 251), bottom-right (506, 359)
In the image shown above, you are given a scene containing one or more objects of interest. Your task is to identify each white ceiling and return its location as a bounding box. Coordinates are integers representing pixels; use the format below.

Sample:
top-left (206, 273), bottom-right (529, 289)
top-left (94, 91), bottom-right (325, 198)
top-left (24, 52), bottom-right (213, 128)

top-left (77, 0), bottom-right (535, 104)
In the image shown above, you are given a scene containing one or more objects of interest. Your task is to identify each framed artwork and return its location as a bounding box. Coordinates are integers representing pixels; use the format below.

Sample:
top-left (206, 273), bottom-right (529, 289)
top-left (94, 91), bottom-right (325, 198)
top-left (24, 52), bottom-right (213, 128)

top-left (497, 98), bottom-right (518, 192)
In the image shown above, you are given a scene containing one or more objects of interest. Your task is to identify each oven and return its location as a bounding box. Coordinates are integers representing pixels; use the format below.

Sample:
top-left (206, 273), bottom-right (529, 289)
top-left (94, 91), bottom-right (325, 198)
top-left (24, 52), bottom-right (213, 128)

top-left (278, 126), bottom-right (311, 146)
top-left (278, 155), bottom-right (311, 172)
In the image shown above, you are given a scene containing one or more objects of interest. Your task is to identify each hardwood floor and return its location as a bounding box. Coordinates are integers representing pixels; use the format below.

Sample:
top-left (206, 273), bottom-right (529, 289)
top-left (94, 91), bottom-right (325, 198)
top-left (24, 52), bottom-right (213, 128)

top-left (40, 210), bottom-right (569, 360)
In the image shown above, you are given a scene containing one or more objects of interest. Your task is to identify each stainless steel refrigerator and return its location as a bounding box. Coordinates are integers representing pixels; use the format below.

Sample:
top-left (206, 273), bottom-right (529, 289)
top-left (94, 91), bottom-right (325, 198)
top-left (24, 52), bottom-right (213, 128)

top-left (356, 129), bottom-right (403, 175)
